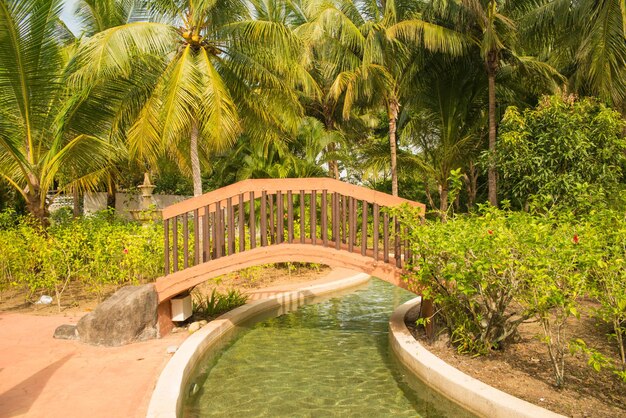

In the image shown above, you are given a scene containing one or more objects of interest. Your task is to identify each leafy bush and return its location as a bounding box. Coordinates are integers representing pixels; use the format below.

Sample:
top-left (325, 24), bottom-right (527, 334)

top-left (396, 205), bottom-right (540, 354)
top-left (0, 210), bottom-right (163, 308)
top-left (496, 94), bottom-right (626, 211)
top-left (397, 202), bottom-right (626, 387)
top-left (581, 209), bottom-right (626, 374)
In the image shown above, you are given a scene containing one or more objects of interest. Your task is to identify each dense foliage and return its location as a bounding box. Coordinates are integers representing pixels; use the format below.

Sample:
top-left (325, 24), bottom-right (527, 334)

top-left (1, 0), bottom-right (625, 220)
top-left (0, 210), bottom-right (163, 308)
top-left (497, 95), bottom-right (626, 210)
top-left (396, 204), bottom-right (626, 387)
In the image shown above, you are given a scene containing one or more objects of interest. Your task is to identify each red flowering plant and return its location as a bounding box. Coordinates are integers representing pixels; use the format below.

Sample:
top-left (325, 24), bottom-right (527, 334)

top-left (393, 204), bottom-right (538, 355)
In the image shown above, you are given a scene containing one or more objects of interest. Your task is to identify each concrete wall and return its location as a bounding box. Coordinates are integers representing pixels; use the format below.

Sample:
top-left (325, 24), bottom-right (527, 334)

top-left (83, 192), bottom-right (189, 219)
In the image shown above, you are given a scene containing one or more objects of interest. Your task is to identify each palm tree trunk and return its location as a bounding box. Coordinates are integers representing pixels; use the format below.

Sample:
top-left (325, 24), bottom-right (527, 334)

top-left (439, 183), bottom-right (448, 222)
top-left (327, 143), bottom-right (340, 179)
top-left (190, 122), bottom-right (202, 197)
top-left (323, 107), bottom-right (340, 180)
top-left (106, 179), bottom-right (116, 211)
top-left (388, 98), bottom-right (400, 197)
top-left (487, 54), bottom-right (498, 206)
top-left (25, 185), bottom-right (48, 228)
top-left (73, 188), bottom-right (81, 218)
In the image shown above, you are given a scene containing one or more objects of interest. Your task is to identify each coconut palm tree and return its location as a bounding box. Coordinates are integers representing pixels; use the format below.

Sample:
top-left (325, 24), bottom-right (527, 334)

top-left (310, 0), bottom-right (466, 196)
top-left (0, 0), bottom-right (118, 225)
top-left (401, 54), bottom-right (487, 217)
top-left (524, 0), bottom-right (626, 115)
top-left (69, 0), bottom-right (313, 196)
top-left (424, 0), bottom-right (562, 206)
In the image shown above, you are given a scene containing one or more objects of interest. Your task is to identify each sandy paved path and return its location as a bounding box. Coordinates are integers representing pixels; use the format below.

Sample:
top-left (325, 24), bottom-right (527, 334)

top-left (0, 268), bottom-right (361, 418)
top-left (0, 312), bottom-right (186, 418)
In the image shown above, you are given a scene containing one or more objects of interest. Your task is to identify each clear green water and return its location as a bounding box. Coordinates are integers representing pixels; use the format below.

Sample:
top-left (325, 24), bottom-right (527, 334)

top-left (183, 279), bottom-right (474, 417)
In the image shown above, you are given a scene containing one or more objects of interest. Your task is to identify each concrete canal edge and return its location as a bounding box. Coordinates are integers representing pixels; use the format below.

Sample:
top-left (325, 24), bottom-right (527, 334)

top-left (389, 297), bottom-right (565, 418)
top-left (146, 272), bottom-right (371, 418)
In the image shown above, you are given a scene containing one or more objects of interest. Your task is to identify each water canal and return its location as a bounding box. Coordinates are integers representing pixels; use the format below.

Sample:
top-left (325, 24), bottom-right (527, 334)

top-left (183, 278), bottom-right (474, 417)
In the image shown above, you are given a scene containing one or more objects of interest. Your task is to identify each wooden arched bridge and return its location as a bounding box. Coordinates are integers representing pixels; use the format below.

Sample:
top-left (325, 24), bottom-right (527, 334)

top-left (154, 178), bottom-right (425, 329)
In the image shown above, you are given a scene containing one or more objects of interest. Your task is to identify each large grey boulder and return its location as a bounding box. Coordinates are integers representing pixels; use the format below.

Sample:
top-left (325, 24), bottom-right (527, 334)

top-left (77, 284), bottom-right (159, 346)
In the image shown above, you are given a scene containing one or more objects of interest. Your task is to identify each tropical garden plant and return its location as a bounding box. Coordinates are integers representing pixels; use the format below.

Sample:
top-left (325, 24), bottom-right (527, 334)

top-left (0, 0), bottom-right (119, 225)
top-left (68, 0), bottom-right (313, 197)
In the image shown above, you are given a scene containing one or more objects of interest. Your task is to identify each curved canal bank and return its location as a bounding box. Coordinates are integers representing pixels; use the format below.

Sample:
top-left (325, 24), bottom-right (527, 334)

top-left (179, 278), bottom-right (473, 417)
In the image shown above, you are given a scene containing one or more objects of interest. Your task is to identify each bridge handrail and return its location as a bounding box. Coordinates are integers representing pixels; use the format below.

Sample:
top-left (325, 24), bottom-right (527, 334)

top-left (162, 178), bottom-right (423, 220)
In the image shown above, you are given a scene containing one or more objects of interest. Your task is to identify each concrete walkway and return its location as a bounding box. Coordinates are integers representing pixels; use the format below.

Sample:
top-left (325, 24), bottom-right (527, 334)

top-left (0, 268), bottom-right (363, 418)
top-left (0, 313), bottom-right (187, 418)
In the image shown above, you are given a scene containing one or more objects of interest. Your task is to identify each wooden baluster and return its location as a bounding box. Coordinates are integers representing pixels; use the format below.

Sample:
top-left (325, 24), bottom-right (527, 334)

top-left (383, 212), bottom-right (389, 263)
top-left (194, 209), bottom-right (200, 265)
top-left (164, 218), bottom-right (170, 275)
top-left (221, 207), bottom-right (226, 256)
top-left (249, 192), bottom-right (256, 249)
top-left (310, 190), bottom-right (317, 245)
top-left (215, 201), bottom-right (222, 258)
top-left (227, 198), bottom-right (235, 255)
top-left (341, 195), bottom-right (347, 244)
top-left (373, 204), bottom-right (379, 261)
top-left (321, 190), bottom-right (328, 247)
top-left (260, 191), bottom-right (267, 247)
top-left (203, 205), bottom-right (210, 262)
top-left (361, 200), bottom-right (368, 256)
top-left (300, 191), bottom-right (305, 244)
top-left (172, 216), bottom-right (178, 272)
top-left (211, 211), bottom-right (217, 258)
top-left (183, 213), bottom-right (189, 269)
top-left (287, 191), bottom-right (294, 243)
top-left (333, 193), bottom-right (340, 250)
top-left (277, 191), bottom-right (283, 244)
top-left (269, 194), bottom-right (275, 244)
top-left (394, 216), bottom-right (401, 268)
top-left (348, 197), bottom-right (355, 253)
top-left (239, 193), bottom-right (245, 252)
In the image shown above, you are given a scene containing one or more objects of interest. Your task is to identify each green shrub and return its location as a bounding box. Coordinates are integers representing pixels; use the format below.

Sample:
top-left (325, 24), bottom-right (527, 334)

top-left (396, 205), bottom-right (540, 354)
top-left (192, 288), bottom-right (248, 319)
top-left (0, 210), bottom-right (164, 308)
top-left (496, 94), bottom-right (626, 211)
top-left (396, 202), bottom-right (626, 387)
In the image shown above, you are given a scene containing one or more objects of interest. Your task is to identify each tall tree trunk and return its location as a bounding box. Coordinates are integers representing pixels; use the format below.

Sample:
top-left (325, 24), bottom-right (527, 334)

top-left (438, 183), bottom-right (448, 222)
top-left (323, 106), bottom-right (340, 180)
top-left (190, 122), bottom-right (202, 197)
top-left (487, 52), bottom-right (498, 207)
top-left (72, 188), bottom-right (81, 218)
top-left (388, 98), bottom-right (400, 197)
top-left (25, 184), bottom-right (49, 228)
top-left (106, 179), bottom-right (116, 211)
top-left (327, 143), bottom-right (340, 179)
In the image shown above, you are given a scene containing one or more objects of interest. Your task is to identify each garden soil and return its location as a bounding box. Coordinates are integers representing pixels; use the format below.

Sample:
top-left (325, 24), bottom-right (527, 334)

top-left (407, 299), bottom-right (626, 418)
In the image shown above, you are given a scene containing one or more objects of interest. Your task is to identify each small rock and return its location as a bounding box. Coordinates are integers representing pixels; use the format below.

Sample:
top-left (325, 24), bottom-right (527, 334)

top-left (166, 345), bottom-right (178, 354)
top-left (53, 324), bottom-right (78, 340)
top-left (188, 321), bottom-right (202, 333)
top-left (198, 320), bottom-right (208, 327)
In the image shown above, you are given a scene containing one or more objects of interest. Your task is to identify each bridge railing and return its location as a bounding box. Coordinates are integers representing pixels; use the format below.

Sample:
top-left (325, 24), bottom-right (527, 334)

top-left (161, 178), bottom-right (424, 276)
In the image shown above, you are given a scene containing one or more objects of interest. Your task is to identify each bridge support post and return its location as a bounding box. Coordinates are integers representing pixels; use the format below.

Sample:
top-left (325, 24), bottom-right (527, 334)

top-left (421, 298), bottom-right (435, 339)
top-left (157, 301), bottom-right (174, 337)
